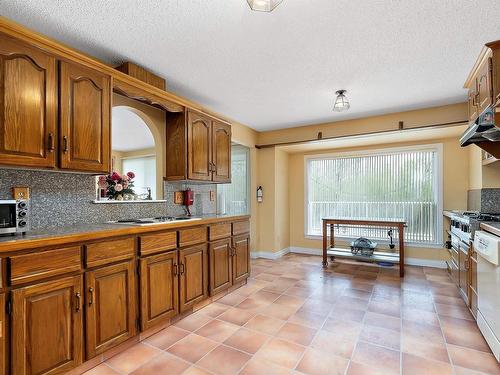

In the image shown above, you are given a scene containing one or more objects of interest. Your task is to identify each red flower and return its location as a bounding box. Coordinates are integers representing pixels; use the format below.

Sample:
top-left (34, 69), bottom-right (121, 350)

top-left (126, 171), bottom-right (135, 179)
top-left (111, 172), bottom-right (121, 181)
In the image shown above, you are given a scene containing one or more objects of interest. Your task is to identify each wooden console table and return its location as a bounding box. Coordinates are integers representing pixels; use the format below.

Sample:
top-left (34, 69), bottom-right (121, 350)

top-left (322, 218), bottom-right (406, 277)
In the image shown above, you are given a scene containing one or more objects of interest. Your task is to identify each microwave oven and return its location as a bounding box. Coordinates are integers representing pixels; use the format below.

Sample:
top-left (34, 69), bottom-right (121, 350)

top-left (0, 199), bottom-right (30, 235)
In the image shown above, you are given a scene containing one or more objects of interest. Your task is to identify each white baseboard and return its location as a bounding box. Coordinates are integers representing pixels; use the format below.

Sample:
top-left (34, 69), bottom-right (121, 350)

top-left (288, 247), bottom-right (447, 269)
top-left (250, 247), bottom-right (290, 260)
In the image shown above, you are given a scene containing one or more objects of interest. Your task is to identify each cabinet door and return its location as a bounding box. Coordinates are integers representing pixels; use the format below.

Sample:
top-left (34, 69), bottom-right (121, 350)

top-left (0, 33), bottom-right (57, 168)
top-left (209, 238), bottom-right (232, 296)
top-left (0, 293), bottom-right (5, 375)
top-left (85, 261), bottom-right (136, 358)
top-left (477, 57), bottom-right (492, 114)
top-left (212, 121), bottom-right (231, 183)
top-left (59, 61), bottom-right (111, 173)
top-left (12, 276), bottom-right (83, 375)
top-left (232, 235), bottom-right (250, 284)
top-left (467, 86), bottom-right (479, 123)
top-left (179, 244), bottom-right (208, 312)
top-left (458, 247), bottom-right (469, 304)
top-left (140, 251), bottom-right (179, 330)
top-left (187, 111), bottom-right (212, 181)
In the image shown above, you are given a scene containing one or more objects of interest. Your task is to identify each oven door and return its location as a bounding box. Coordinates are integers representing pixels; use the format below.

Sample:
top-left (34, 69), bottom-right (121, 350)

top-left (0, 201), bottom-right (17, 234)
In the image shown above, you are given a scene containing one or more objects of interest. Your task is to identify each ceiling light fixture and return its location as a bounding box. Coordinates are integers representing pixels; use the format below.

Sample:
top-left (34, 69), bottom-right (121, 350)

top-left (333, 90), bottom-right (350, 112)
top-left (247, 0), bottom-right (283, 12)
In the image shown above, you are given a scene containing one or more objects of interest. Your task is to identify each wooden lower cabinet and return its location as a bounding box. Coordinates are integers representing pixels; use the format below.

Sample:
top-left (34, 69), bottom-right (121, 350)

top-left (11, 275), bottom-right (83, 375)
top-left (209, 239), bottom-right (232, 295)
top-left (85, 261), bottom-right (136, 358)
top-left (232, 235), bottom-right (250, 284)
top-left (0, 293), bottom-right (6, 375)
top-left (140, 251), bottom-right (179, 330)
top-left (179, 245), bottom-right (208, 312)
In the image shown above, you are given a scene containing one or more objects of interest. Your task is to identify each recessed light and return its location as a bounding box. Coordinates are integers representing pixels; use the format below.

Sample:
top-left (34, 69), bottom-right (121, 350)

top-left (247, 0), bottom-right (283, 12)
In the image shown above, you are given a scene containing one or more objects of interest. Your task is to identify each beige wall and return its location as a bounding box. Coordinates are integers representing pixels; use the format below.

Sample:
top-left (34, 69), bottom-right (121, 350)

top-left (468, 145), bottom-right (500, 189)
top-left (275, 149), bottom-right (290, 251)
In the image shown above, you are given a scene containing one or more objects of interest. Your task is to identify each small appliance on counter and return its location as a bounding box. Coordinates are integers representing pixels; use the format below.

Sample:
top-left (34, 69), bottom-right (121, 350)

top-left (0, 199), bottom-right (30, 235)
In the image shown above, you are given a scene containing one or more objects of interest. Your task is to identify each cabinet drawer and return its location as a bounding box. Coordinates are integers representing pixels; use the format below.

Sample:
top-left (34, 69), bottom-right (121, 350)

top-left (140, 231), bottom-right (177, 256)
top-left (232, 220), bottom-right (250, 235)
top-left (86, 237), bottom-right (135, 268)
top-left (179, 226), bottom-right (207, 247)
top-left (209, 223), bottom-right (231, 241)
top-left (10, 246), bottom-right (81, 285)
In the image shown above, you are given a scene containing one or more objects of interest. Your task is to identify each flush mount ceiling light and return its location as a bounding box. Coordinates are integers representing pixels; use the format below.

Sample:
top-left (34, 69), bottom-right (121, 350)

top-left (247, 0), bottom-right (283, 12)
top-left (333, 90), bottom-right (350, 112)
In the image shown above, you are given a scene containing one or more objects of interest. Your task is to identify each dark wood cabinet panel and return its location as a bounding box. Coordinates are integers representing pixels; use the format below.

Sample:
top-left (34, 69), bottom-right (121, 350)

top-left (187, 110), bottom-right (212, 181)
top-left (209, 238), bottom-right (232, 295)
top-left (179, 244), bottom-right (208, 312)
top-left (59, 61), bottom-right (111, 173)
top-left (85, 261), bottom-right (136, 358)
top-left (0, 33), bottom-right (57, 168)
top-left (140, 251), bottom-right (179, 330)
top-left (12, 275), bottom-right (83, 375)
top-left (232, 235), bottom-right (250, 284)
top-left (212, 121), bottom-right (231, 183)
top-left (0, 293), bottom-right (5, 375)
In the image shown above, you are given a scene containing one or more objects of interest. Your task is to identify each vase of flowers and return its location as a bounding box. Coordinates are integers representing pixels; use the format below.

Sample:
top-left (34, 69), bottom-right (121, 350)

top-left (98, 171), bottom-right (136, 200)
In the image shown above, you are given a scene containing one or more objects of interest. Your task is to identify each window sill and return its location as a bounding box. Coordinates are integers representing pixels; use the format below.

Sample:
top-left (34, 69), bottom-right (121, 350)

top-left (92, 200), bottom-right (167, 204)
top-left (304, 234), bottom-right (444, 249)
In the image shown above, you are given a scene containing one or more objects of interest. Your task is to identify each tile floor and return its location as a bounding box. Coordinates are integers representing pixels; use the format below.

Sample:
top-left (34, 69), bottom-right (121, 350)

top-left (84, 254), bottom-right (500, 375)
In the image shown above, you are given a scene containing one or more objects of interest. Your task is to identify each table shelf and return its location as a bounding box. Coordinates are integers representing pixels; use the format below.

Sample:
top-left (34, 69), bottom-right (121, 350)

top-left (327, 247), bottom-right (400, 264)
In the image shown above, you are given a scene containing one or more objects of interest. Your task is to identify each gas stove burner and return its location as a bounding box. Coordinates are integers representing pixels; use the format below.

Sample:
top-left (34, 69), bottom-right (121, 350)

top-left (477, 213), bottom-right (500, 222)
top-left (154, 216), bottom-right (175, 222)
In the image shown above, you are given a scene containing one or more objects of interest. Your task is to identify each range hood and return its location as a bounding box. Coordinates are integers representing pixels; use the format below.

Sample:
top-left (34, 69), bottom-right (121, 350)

top-left (460, 107), bottom-right (500, 158)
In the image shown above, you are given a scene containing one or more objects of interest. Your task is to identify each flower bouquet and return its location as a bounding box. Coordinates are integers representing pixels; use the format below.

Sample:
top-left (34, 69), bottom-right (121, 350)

top-left (98, 171), bottom-right (136, 200)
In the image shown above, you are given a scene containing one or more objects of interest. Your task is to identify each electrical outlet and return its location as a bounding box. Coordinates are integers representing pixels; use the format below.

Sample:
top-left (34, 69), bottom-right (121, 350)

top-left (174, 191), bottom-right (184, 204)
top-left (12, 187), bottom-right (30, 200)
top-left (210, 190), bottom-right (215, 201)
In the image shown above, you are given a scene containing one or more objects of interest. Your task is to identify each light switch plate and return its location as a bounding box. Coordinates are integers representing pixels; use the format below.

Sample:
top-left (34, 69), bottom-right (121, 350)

top-left (210, 191), bottom-right (215, 201)
top-left (174, 191), bottom-right (184, 204)
top-left (12, 187), bottom-right (30, 200)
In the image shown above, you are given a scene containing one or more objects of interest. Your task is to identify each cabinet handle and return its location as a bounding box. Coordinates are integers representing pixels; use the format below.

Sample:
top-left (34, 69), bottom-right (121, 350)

top-left (212, 162), bottom-right (216, 172)
top-left (63, 136), bottom-right (68, 153)
top-left (75, 292), bottom-right (81, 312)
top-left (88, 287), bottom-right (94, 305)
top-left (465, 259), bottom-right (470, 270)
top-left (173, 263), bottom-right (178, 276)
top-left (48, 133), bottom-right (55, 152)
top-left (180, 262), bottom-right (185, 275)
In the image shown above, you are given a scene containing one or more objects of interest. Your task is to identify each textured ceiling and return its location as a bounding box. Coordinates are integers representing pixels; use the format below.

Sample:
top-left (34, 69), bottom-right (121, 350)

top-left (1, 1), bottom-right (499, 131)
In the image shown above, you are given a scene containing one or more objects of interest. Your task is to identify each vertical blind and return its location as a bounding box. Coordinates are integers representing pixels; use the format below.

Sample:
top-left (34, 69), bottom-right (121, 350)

top-left (306, 148), bottom-right (440, 244)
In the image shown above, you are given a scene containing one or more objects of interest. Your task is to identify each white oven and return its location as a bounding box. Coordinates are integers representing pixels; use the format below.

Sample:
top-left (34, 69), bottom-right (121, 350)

top-left (474, 230), bottom-right (500, 362)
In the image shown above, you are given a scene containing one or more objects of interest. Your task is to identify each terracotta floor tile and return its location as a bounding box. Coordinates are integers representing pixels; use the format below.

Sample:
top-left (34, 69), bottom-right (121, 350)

top-left (333, 296), bottom-right (369, 310)
top-left (342, 288), bottom-right (372, 300)
top-left (182, 366), bottom-right (214, 375)
top-left (283, 286), bottom-right (313, 298)
top-left (197, 302), bottom-right (230, 318)
top-left (197, 345), bottom-right (251, 375)
top-left (402, 320), bottom-right (444, 343)
top-left (351, 341), bottom-right (400, 375)
top-left (166, 334), bottom-right (218, 363)
top-left (435, 302), bottom-right (474, 320)
top-left (217, 307), bottom-right (255, 326)
top-left (402, 306), bottom-right (440, 326)
top-left (347, 361), bottom-right (393, 375)
top-left (239, 357), bottom-right (291, 375)
top-left (276, 322), bottom-right (317, 346)
top-left (328, 305), bottom-right (366, 323)
top-left (363, 311), bottom-right (401, 332)
top-left (274, 294), bottom-right (306, 309)
top-left (143, 326), bottom-right (190, 350)
top-left (401, 336), bottom-right (450, 363)
top-left (236, 297), bottom-right (269, 312)
top-left (368, 300), bottom-right (401, 317)
top-left (296, 348), bottom-right (349, 375)
top-left (224, 327), bottom-right (269, 354)
top-left (288, 310), bottom-right (327, 329)
top-left (217, 292), bottom-right (247, 306)
top-left (447, 344), bottom-right (500, 374)
top-left (251, 290), bottom-right (281, 303)
top-left (402, 353), bottom-right (453, 375)
top-left (440, 316), bottom-right (491, 352)
top-left (195, 319), bottom-right (239, 342)
top-left (453, 366), bottom-right (497, 375)
top-left (322, 317), bottom-right (362, 337)
top-left (106, 343), bottom-right (162, 374)
top-left (173, 312), bottom-right (213, 332)
top-left (433, 294), bottom-right (466, 306)
top-left (83, 364), bottom-right (120, 375)
top-left (254, 338), bottom-right (305, 369)
top-left (130, 353), bottom-right (189, 375)
top-left (310, 329), bottom-right (358, 359)
top-left (359, 324), bottom-right (400, 350)
top-left (300, 299), bottom-right (334, 317)
top-left (261, 302), bottom-right (298, 320)
top-left (244, 314), bottom-right (286, 335)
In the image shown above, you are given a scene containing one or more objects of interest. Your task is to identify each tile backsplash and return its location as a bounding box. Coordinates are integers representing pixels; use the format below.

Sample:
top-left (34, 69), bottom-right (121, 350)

top-left (0, 169), bottom-right (216, 230)
top-left (467, 188), bottom-right (500, 213)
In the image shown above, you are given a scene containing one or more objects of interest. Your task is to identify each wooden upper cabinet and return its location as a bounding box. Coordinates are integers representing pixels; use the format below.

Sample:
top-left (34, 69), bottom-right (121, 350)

top-left (140, 251), bottom-right (179, 330)
top-left (209, 238), bottom-right (232, 295)
top-left (59, 61), bottom-right (111, 173)
top-left (467, 87), bottom-right (479, 123)
top-left (187, 111), bottom-right (212, 181)
top-left (232, 234), bottom-right (250, 284)
top-left (179, 244), bottom-right (208, 312)
top-left (0, 33), bottom-right (57, 168)
top-left (12, 275), bottom-right (83, 375)
top-left (212, 121), bottom-right (231, 183)
top-left (85, 261), bottom-right (136, 358)
top-left (477, 56), bottom-right (492, 114)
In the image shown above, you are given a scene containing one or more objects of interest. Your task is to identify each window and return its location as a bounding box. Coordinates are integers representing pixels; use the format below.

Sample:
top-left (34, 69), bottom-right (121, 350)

top-left (305, 145), bottom-right (442, 245)
top-left (122, 155), bottom-right (157, 199)
top-left (217, 144), bottom-right (250, 215)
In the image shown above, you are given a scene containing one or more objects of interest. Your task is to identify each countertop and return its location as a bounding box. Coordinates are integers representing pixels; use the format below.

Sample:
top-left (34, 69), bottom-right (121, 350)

top-left (480, 222), bottom-right (500, 237)
top-left (0, 214), bottom-right (250, 253)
